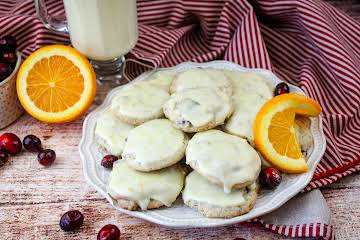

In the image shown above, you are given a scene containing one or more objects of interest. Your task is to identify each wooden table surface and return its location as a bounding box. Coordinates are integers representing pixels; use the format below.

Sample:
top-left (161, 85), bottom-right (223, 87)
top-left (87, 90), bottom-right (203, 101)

top-left (1, 82), bottom-right (359, 240)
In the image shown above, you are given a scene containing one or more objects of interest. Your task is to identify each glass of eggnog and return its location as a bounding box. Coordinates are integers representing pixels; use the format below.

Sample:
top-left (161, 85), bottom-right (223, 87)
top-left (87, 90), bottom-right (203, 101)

top-left (35, 0), bottom-right (138, 81)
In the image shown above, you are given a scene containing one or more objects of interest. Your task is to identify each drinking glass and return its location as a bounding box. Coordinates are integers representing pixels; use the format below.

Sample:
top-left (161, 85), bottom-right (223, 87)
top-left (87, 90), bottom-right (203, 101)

top-left (35, 0), bottom-right (138, 81)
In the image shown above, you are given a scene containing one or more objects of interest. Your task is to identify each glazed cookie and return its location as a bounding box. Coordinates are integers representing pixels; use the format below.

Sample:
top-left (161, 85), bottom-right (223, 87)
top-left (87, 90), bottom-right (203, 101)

top-left (163, 88), bottom-right (233, 132)
top-left (186, 130), bottom-right (261, 193)
top-left (95, 108), bottom-right (134, 156)
top-left (223, 72), bottom-right (273, 144)
top-left (224, 93), bottom-right (269, 144)
top-left (223, 71), bottom-right (273, 99)
top-left (142, 69), bottom-right (176, 92)
top-left (183, 171), bottom-right (258, 218)
top-left (110, 83), bottom-right (170, 125)
top-left (108, 161), bottom-right (185, 210)
top-left (122, 119), bottom-right (188, 171)
top-left (170, 68), bottom-right (233, 96)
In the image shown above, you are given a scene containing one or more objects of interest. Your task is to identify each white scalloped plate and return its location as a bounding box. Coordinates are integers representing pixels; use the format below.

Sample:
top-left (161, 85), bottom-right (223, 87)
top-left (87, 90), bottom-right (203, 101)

top-left (79, 61), bottom-right (326, 228)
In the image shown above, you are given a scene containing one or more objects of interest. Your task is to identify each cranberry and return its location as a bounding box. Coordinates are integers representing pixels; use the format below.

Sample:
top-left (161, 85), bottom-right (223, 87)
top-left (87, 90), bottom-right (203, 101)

top-left (97, 224), bottom-right (121, 240)
top-left (259, 167), bottom-right (282, 189)
top-left (274, 82), bottom-right (290, 96)
top-left (23, 135), bottom-right (42, 152)
top-left (0, 149), bottom-right (8, 167)
top-left (0, 36), bottom-right (17, 52)
top-left (101, 155), bottom-right (119, 169)
top-left (0, 133), bottom-right (22, 155)
top-left (1, 52), bottom-right (17, 65)
top-left (0, 63), bottom-right (12, 81)
top-left (59, 210), bottom-right (84, 231)
top-left (37, 149), bottom-right (56, 166)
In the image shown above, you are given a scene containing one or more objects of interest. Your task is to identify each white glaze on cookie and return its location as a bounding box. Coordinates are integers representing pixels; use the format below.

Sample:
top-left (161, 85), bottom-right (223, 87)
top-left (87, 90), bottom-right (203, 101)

top-left (224, 93), bottom-right (268, 144)
top-left (142, 70), bottom-right (176, 92)
top-left (164, 88), bottom-right (233, 130)
top-left (95, 108), bottom-right (134, 156)
top-left (122, 119), bottom-right (188, 171)
top-left (110, 83), bottom-right (169, 124)
top-left (183, 171), bottom-right (257, 207)
top-left (223, 71), bottom-right (273, 98)
top-left (108, 161), bottom-right (184, 210)
top-left (171, 68), bottom-right (232, 96)
top-left (186, 130), bottom-right (261, 193)
top-left (223, 72), bottom-right (273, 143)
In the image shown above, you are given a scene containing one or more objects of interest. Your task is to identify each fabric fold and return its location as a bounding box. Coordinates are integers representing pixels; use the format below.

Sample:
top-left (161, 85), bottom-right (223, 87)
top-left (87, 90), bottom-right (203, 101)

top-left (256, 189), bottom-right (333, 239)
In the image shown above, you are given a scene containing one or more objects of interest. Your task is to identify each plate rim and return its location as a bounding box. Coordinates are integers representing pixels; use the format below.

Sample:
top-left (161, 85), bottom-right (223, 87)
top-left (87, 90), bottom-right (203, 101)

top-left (79, 60), bottom-right (326, 228)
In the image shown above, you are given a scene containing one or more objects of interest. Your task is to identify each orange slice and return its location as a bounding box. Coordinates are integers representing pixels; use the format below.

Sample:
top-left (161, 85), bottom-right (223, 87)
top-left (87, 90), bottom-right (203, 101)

top-left (16, 45), bottom-right (96, 123)
top-left (253, 93), bottom-right (322, 173)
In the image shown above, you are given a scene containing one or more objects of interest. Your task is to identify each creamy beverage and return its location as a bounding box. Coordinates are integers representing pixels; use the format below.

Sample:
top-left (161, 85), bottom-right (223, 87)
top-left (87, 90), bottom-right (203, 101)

top-left (63, 0), bottom-right (138, 61)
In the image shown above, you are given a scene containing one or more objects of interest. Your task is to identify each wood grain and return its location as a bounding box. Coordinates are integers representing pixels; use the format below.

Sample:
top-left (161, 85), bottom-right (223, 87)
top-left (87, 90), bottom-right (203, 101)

top-left (0, 82), bottom-right (359, 240)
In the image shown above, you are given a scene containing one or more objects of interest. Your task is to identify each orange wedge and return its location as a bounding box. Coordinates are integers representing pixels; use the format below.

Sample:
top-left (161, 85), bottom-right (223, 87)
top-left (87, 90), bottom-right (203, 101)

top-left (16, 45), bottom-right (96, 123)
top-left (253, 93), bottom-right (322, 173)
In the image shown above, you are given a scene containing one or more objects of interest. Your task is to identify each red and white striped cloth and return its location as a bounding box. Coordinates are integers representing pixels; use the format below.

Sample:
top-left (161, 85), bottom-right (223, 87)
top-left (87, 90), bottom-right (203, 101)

top-left (1, 0), bottom-right (359, 239)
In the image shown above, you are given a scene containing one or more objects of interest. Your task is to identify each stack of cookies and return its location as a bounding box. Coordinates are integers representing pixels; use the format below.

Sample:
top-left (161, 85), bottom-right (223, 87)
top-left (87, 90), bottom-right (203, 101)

top-left (164, 68), bottom-right (263, 218)
top-left (96, 70), bottom-right (187, 211)
top-left (94, 68), bottom-right (277, 218)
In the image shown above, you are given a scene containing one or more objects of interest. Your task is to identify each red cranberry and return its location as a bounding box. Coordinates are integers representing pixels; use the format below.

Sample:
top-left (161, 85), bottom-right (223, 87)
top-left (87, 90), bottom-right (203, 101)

top-left (0, 63), bottom-right (12, 81)
top-left (23, 135), bottom-right (42, 152)
top-left (37, 149), bottom-right (56, 166)
top-left (97, 224), bottom-right (121, 240)
top-left (59, 210), bottom-right (84, 231)
top-left (274, 82), bottom-right (290, 96)
top-left (0, 149), bottom-right (8, 167)
top-left (101, 155), bottom-right (119, 169)
top-left (1, 52), bottom-right (17, 65)
top-left (0, 133), bottom-right (22, 155)
top-left (259, 167), bottom-right (282, 189)
top-left (0, 36), bottom-right (17, 52)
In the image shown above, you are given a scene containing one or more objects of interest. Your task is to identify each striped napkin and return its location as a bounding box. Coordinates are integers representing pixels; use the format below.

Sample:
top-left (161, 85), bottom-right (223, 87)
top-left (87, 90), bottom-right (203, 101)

top-left (1, 0), bottom-right (359, 239)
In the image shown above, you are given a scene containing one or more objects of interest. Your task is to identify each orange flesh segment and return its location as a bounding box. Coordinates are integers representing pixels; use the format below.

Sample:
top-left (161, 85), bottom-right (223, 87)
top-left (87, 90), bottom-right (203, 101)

top-left (26, 56), bottom-right (84, 112)
top-left (268, 109), bottom-right (303, 159)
